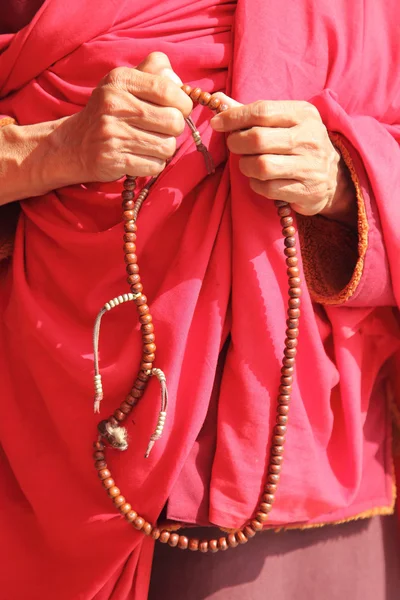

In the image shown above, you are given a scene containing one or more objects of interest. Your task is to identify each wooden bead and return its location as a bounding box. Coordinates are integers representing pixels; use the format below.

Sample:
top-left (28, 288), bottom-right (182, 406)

top-left (98, 469), bottom-right (111, 480)
top-left (265, 483), bottom-right (277, 494)
top-left (286, 319), bottom-right (299, 329)
top-left (125, 394), bottom-right (137, 406)
top-left (236, 530), bottom-right (248, 544)
top-left (280, 216), bottom-right (293, 227)
top-left (108, 486), bottom-right (120, 498)
top-left (286, 256), bottom-right (298, 267)
top-left (131, 283), bottom-right (143, 293)
top-left (190, 87), bottom-right (202, 102)
top-left (189, 539), bottom-right (199, 551)
top-left (256, 512), bottom-right (269, 523)
top-left (124, 253), bottom-right (138, 264)
top-left (120, 402), bottom-right (132, 414)
top-left (283, 357), bottom-right (295, 367)
top-left (120, 503), bottom-right (132, 514)
top-left (288, 298), bottom-right (301, 309)
top-left (168, 533), bottom-right (180, 547)
top-left (138, 371), bottom-right (150, 382)
top-left (143, 353), bottom-right (155, 363)
top-left (139, 314), bottom-right (153, 325)
top-left (277, 206), bottom-right (291, 217)
top-left (268, 473), bottom-right (280, 484)
top-left (124, 242), bottom-right (136, 253)
top-left (123, 210), bottom-right (135, 221)
top-left (289, 277), bottom-right (301, 287)
top-left (278, 395), bottom-right (290, 405)
top-left (275, 200), bottom-right (288, 207)
top-left (137, 304), bottom-right (149, 317)
top-left (271, 454), bottom-right (284, 465)
top-left (93, 451), bottom-right (105, 461)
top-left (208, 96), bottom-right (222, 110)
top-left (124, 232), bottom-right (136, 243)
top-left (131, 388), bottom-right (143, 399)
top-left (199, 541), bottom-right (209, 553)
top-left (133, 517), bottom-right (145, 530)
top-left (122, 198), bottom-right (135, 210)
top-left (142, 323), bottom-right (154, 334)
top-left (140, 362), bottom-right (153, 372)
top-left (274, 425), bottom-right (287, 435)
top-left (94, 460), bottom-right (107, 470)
top-left (260, 502), bottom-right (273, 514)
top-left (135, 294), bottom-right (148, 306)
top-left (284, 236), bottom-right (296, 248)
top-left (143, 343), bottom-right (156, 354)
top-left (281, 366), bottom-right (294, 376)
top-left (178, 535), bottom-right (189, 550)
top-left (122, 190), bottom-right (134, 201)
top-left (114, 495), bottom-right (126, 507)
top-left (269, 464), bottom-right (282, 474)
top-left (284, 347), bottom-right (297, 358)
top-left (126, 263), bottom-right (139, 273)
top-left (277, 415), bottom-right (288, 426)
top-left (286, 328), bottom-right (299, 339)
top-left (287, 265), bottom-right (300, 277)
top-left (123, 179), bottom-right (136, 191)
top-left (282, 226), bottom-right (296, 237)
top-left (151, 528), bottom-right (161, 540)
top-left (288, 287), bottom-right (301, 298)
top-left (114, 409), bottom-right (125, 421)
top-left (142, 333), bottom-right (155, 343)
top-left (159, 531), bottom-right (170, 544)
top-left (244, 525), bottom-right (256, 539)
top-left (181, 84), bottom-right (192, 95)
top-left (227, 533), bottom-right (238, 548)
top-left (280, 376), bottom-right (293, 385)
top-left (143, 522), bottom-right (153, 536)
top-left (284, 247), bottom-right (297, 258)
top-left (285, 338), bottom-right (298, 349)
top-left (124, 222), bottom-right (137, 233)
top-left (126, 510), bottom-right (138, 523)
top-left (126, 269), bottom-right (140, 281)
top-left (102, 478), bottom-right (115, 489)
top-left (199, 91), bottom-right (212, 105)
top-left (263, 493), bottom-right (275, 504)
top-left (93, 440), bottom-right (105, 451)
top-left (273, 434), bottom-right (285, 445)
top-left (279, 385), bottom-right (292, 395)
top-left (250, 519), bottom-right (264, 532)
top-left (134, 380), bottom-right (147, 391)
top-left (218, 537), bottom-right (228, 551)
top-left (209, 539), bottom-right (219, 552)
top-left (278, 405), bottom-right (290, 416)
top-left (127, 274), bottom-right (140, 285)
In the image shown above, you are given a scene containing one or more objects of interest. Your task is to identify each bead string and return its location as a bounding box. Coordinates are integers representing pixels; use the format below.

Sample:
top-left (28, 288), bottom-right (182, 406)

top-left (92, 86), bottom-right (301, 552)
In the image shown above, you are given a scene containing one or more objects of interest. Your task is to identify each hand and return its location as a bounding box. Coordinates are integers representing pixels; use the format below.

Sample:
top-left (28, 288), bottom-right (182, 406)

top-left (210, 97), bottom-right (355, 221)
top-left (63, 52), bottom-right (193, 183)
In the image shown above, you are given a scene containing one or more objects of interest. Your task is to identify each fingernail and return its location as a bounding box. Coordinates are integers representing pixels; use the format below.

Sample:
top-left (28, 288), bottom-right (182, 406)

top-left (161, 68), bottom-right (183, 85)
top-left (210, 115), bottom-right (223, 131)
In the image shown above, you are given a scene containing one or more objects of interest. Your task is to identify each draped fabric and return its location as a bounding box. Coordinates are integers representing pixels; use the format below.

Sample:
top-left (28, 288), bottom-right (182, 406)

top-left (0, 1), bottom-right (399, 598)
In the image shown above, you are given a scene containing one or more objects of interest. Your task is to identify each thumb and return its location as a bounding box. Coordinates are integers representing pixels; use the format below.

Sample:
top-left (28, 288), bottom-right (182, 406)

top-left (137, 51), bottom-right (182, 85)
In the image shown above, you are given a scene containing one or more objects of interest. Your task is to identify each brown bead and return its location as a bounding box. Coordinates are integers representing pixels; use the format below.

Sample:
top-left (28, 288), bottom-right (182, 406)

top-left (143, 343), bottom-right (156, 354)
top-left (190, 87), bottom-right (202, 102)
top-left (151, 528), bottom-right (161, 540)
top-left (263, 493), bottom-right (275, 504)
top-left (286, 328), bottom-right (299, 339)
top-left (125, 394), bottom-right (137, 406)
top-left (108, 486), bottom-right (121, 498)
top-left (181, 84), bottom-right (192, 96)
top-left (142, 323), bottom-right (154, 334)
top-left (123, 210), bottom-right (135, 221)
top-left (133, 517), bottom-right (145, 530)
top-left (131, 388), bottom-right (143, 399)
top-left (114, 495), bottom-right (126, 507)
top-left (94, 460), bottom-right (107, 470)
top-left (283, 357), bottom-right (295, 367)
top-left (268, 473), bottom-right (280, 484)
top-left (275, 200), bottom-right (288, 207)
top-left (140, 362), bottom-right (153, 372)
top-left (122, 189), bottom-right (134, 200)
top-left (282, 226), bottom-right (296, 237)
top-left (286, 319), bottom-right (299, 330)
top-left (126, 510), bottom-right (138, 523)
top-left (256, 512), bottom-right (269, 523)
top-left (124, 242), bottom-right (136, 254)
top-left (287, 266), bottom-right (300, 277)
top-left (93, 440), bottom-right (105, 451)
top-left (289, 277), bottom-right (301, 288)
top-left (273, 434), bottom-right (285, 445)
top-left (124, 232), bottom-right (136, 243)
top-left (275, 425), bottom-right (287, 435)
top-left (250, 519), bottom-right (264, 532)
top-left (265, 483), bottom-right (278, 494)
top-left (227, 533), bottom-right (238, 548)
top-left (260, 502), bottom-right (273, 514)
top-left (125, 222), bottom-right (137, 233)
top-left (143, 353), bottom-right (155, 363)
top-left (288, 298), bottom-right (301, 309)
top-left (280, 375), bottom-right (293, 386)
top-left (138, 371), bottom-right (150, 382)
top-left (127, 274), bottom-right (140, 285)
top-left (135, 294), bottom-right (148, 306)
top-left (122, 199), bottom-right (135, 211)
top-left (209, 539), bottom-right (219, 552)
top-left (168, 533), bottom-right (179, 547)
top-left (93, 450), bottom-right (105, 461)
top-left (120, 503), bottom-right (132, 515)
top-left (143, 522), bottom-right (153, 536)
top-left (114, 409), bottom-right (125, 422)
top-left (286, 256), bottom-right (298, 267)
top-left (102, 478), bottom-right (115, 489)
top-left (139, 314), bottom-right (152, 325)
top-left (98, 468), bottom-right (111, 480)
top-left (278, 395), bottom-right (290, 405)
top-left (284, 236), bottom-right (296, 248)
top-left (137, 304), bottom-right (149, 317)
top-left (124, 253), bottom-right (138, 264)
top-left (285, 338), bottom-right (298, 349)
top-left (178, 535), bottom-right (189, 550)
top-left (278, 405), bottom-right (290, 416)
top-left (188, 539), bottom-right (199, 551)
top-left (284, 247), bottom-right (297, 258)
top-left (271, 454), bottom-right (284, 465)
top-left (131, 283), bottom-right (143, 293)
top-left (288, 288), bottom-right (301, 298)
top-left (142, 333), bottom-right (155, 343)
top-left (280, 216), bottom-right (294, 227)
top-left (218, 537), bottom-right (228, 551)
top-left (279, 385), bottom-right (292, 395)
top-left (134, 380), bottom-right (147, 391)
top-left (277, 415), bottom-right (288, 426)
top-left (198, 91), bottom-right (212, 106)
top-left (269, 464), bottom-right (282, 474)
top-left (159, 531), bottom-right (170, 544)
top-left (123, 178), bottom-right (136, 191)
top-left (199, 541), bottom-right (209, 553)
top-left (281, 366), bottom-right (294, 376)
top-left (126, 269), bottom-right (140, 281)
top-left (284, 347), bottom-right (297, 358)
top-left (277, 206), bottom-right (291, 217)
top-left (244, 525), bottom-right (256, 539)
top-left (236, 530), bottom-right (248, 545)
top-left (120, 402), bottom-right (132, 415)
top-left (209, 96), bottom-right (222, 110)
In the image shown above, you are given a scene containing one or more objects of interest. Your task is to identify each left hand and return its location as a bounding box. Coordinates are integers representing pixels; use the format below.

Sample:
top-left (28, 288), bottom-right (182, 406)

top-left (210, 96), bottom-right (352, 218)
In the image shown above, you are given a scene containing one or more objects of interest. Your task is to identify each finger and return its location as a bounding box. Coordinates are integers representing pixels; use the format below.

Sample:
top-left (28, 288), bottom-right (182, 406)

top-left (118, 124), bottom-right (177, 160)
top-left (211, 92), bottom-right (242, 109)
top-left (249, 178), bottom-right (327, 216)
top-left (125, 154), bottom-right (167, 178)
top-left (125, 101), bottom-right (186, 136)
top-left (239, 154), bottom-right (309, 181)
top-left (227, 127), bottom-right (295, 155)
top-left (137, 51), bottom-right (183, 85)
top-left (211, 100), bottom-right (320, 132)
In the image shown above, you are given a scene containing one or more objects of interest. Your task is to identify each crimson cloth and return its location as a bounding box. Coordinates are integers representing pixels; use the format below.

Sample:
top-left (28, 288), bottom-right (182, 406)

top-left (0, 1), bottom-right (400, 598)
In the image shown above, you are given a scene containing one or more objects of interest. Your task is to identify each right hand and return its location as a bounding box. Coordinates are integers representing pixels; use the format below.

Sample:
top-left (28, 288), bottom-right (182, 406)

top-left (65, 52), bottom-right (193, 183)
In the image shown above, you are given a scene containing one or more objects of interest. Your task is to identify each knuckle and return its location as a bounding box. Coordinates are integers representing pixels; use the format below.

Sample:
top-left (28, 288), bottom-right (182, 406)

top-left (104, 67), bottom-right (129, 87)
top-left (98, 114), bottom-right (116, 141)
top-left (160, 136), bottom-right (177, 159)
top-left (252, 100), bottom-right (269, 119)
top-left (302, 102), bottom-right (320, 119)
top-left (252, 128), bottom-right (266, 152)
top-left (164, 107), bottom-right (185, 136)
top-left (147, 160), bottom-right (166, 176)
top-left (257, 155), bottom-right (271, 179)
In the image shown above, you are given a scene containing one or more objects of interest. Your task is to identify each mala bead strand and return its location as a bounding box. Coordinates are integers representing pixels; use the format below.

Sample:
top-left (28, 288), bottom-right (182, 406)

top-left (93, 86), bottom-right (301, 553)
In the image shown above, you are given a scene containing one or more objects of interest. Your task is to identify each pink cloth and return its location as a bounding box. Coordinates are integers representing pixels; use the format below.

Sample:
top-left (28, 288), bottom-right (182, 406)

top-left (0, 1), bottom-right (399, 598)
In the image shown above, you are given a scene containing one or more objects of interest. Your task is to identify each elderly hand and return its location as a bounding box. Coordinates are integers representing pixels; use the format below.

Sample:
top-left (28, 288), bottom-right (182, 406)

top-left (210, 97), bottom-right (356, 222)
